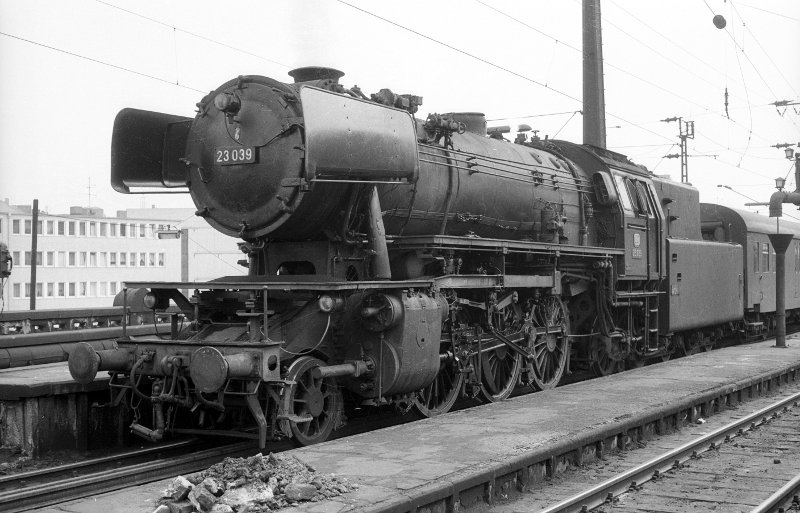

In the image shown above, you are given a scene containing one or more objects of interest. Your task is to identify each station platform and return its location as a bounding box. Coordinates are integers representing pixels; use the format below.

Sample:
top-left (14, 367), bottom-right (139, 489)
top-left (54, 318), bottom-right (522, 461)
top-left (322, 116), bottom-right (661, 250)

top-left (0, 362), bottom-right (125, 455)
top-left (25, 337), bottom-right (800, 513)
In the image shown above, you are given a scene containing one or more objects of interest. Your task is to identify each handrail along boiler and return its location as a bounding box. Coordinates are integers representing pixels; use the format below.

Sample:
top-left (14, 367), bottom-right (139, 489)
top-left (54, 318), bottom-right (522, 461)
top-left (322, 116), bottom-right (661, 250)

top-left (68, 67), bottom-right (795, 448)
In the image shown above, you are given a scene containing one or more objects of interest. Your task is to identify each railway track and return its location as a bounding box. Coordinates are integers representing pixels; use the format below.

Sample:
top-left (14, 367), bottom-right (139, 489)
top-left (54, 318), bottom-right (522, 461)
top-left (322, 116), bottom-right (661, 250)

top-left (0, 404), bottom-right (420, 513)
top-left (524, 392), bottom-right (800, 513)
top-left (0, 439), bottom-right (258, 513)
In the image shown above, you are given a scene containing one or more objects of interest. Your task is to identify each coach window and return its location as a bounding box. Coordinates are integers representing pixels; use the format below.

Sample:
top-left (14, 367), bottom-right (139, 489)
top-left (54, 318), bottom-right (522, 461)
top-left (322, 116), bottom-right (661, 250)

top-left (796, 244), bottom-right (800, 272)
top-left (753, 242), bottom-right (760, 272)
top-left (762, 242), bottom-right (770, 272)
top-left (770, 245), bottom-right (775, 272)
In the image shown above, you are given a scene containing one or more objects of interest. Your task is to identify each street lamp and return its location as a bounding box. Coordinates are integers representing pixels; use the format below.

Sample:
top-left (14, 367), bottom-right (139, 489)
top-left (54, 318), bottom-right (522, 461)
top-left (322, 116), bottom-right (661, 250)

top-left (775, 177), bottom-right (786, 191)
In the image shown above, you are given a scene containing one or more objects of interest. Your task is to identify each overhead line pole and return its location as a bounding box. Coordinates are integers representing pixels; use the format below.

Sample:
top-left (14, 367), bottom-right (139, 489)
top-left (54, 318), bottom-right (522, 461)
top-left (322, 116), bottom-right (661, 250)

top-left (661, 117), bottom-right (695, 183)
top-left (30, 199), bottom-right (39, 311)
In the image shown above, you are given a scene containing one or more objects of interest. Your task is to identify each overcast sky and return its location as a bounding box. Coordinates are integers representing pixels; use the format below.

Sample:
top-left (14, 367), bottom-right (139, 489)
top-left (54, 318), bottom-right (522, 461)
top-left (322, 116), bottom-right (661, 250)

top-left (1, 0), bottom-right (798, 218)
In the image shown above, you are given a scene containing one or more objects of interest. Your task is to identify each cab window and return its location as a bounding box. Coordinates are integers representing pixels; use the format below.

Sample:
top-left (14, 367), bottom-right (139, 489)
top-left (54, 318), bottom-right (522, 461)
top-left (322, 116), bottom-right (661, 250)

top-left (613, 174), bottom-right (634, 212)
top-left (634, 181), bottom-right (652, 216)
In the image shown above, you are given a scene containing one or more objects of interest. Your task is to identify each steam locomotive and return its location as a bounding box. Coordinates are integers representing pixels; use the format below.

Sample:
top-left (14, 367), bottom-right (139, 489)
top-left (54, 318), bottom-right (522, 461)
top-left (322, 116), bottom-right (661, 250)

top-left (68, 67), bottom-right (800, 448)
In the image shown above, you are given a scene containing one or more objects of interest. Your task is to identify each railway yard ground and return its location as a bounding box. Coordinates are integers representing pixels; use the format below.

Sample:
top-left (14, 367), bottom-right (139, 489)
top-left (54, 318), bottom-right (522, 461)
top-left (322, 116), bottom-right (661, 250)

top-left (4, 335), bottom-right (796, 513)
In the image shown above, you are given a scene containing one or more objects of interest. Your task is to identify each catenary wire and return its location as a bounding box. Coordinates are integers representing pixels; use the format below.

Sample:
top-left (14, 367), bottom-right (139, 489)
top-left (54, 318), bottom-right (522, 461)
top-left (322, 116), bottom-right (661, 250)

top-left (0, 31), bottom-right (205, 93)
top-left (94, 0), bottom-right (290, 70)
top-left (729, 0), bottom-right (798, 98)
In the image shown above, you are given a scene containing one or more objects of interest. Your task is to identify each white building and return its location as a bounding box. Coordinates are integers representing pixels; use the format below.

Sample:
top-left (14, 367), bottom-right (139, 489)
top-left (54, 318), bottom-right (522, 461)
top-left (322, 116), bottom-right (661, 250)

top-left (0, 200), bottom-right (245, 312)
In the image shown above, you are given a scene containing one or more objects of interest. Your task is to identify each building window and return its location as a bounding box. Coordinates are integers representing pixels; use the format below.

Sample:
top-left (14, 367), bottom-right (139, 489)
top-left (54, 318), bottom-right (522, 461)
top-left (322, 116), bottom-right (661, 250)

top-left (100, 252), bottom-right (107, 266)
top-left (110, 281), bottom-right (117, 295)
top-left (12, 251), bottom-right (20, 266)
top-left (100, 223), bottom-right (107, 236)
top-left (12, 283), bottom-right (20, 298)
top-left (131, 224), bottom-right (137, 237)
top-left (90, 282), bottom-right (97, 297)
top-left (80, 252), bottom-right (87, 266)
top-left (90, 252), bottom-right (97, 266)
top-left (12, 219), bottom-right (20, 234)
top-left (119, 252), bottom-right (127, 266)
top-left (37, 220), bottom-right (43, 234)
top-left (110, 252), bottom-right (117, 266)
top-left (25, 283), bottom-right (31, 297)
top-left (58, 252), bottom-right (66, 267)
top-left (25, 219), bottom-right (32, 234)
top-left (24, 252), bottom-right (41, 265)
top-left (36, 282), bottom-right (43, 297)
top-left (69, 221), bottom-right (75, 235)
top-left (47, 283), bottom-right (54, 297)
top-left (110, 223), bottom-right (117, 236)
top-left (119, 223), bottom-right (127, 237)
top-left (80, 282), bottom-right (87, 296)
top-left (158, 253), bottom-right (165, 266)
top-left (139, 252), bottom-right (146, 266)
top-left (58, 282), bottom-right (65, 297)
top-left (139, 224), bottom-right (146, 238)
top-left (47, 220), bottom-right (54, 235)
top-left (68, 282), bottom-right (76, 297)
top-left (58, 221), bottom-right (65, 235)
top-left (100, 281), bottom-right (107, 296)
top-left (90, 223), bottom-right (97, 236)
top-left (68, 252), bottom-right (76, 266)
top-left (130, 252), bottom-right (136, 267)
top-left (79, 222), bottom-right (87, 236)
top-left (149, 253), bottom-right (155, 266)
top-left (46, 251), bottom-right (54, 266)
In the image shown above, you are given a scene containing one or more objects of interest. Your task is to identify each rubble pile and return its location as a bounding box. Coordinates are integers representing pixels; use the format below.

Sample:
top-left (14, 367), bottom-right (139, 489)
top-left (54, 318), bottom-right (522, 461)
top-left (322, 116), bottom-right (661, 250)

top-left (154, 453), bottom-right (356, 513)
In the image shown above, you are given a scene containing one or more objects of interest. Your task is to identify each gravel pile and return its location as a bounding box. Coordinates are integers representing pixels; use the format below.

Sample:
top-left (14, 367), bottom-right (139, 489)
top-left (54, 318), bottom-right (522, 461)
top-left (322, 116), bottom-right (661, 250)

top-left (155, 453), bottom-right (356, 513)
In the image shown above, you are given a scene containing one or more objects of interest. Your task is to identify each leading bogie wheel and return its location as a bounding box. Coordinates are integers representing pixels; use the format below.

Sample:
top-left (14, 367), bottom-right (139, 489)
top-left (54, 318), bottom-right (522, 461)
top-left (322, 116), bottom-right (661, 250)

top-left (280, 356), bottom-right (342, 446)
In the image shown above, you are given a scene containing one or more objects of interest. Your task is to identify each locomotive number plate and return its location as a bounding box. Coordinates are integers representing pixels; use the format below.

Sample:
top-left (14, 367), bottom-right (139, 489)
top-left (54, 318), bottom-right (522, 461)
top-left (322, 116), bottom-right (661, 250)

top-left (215, 147), bottom-right (256, 165)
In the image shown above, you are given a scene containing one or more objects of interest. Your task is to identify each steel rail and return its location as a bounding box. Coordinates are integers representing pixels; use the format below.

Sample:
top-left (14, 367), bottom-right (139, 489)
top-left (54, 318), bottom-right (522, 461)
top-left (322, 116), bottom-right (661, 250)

top-left (0, 440), bottom-right (256, 513)
top-left (750, 471), bottom-right (800, 513)
top-left (0, 439), bottom-right (197, 486)
top-left (537, 390), bottom-right (800, 513)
